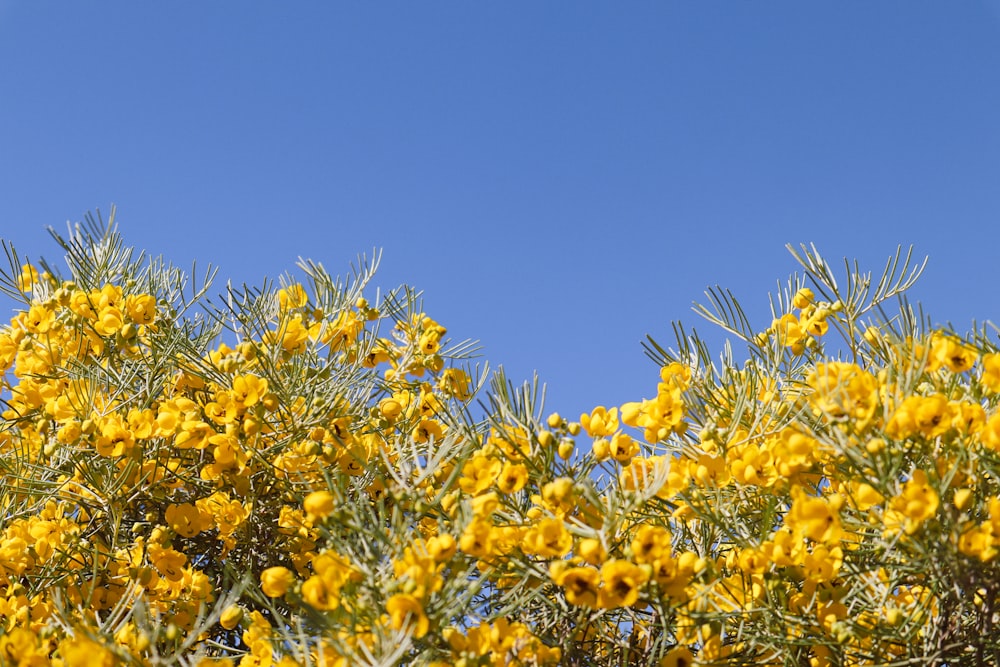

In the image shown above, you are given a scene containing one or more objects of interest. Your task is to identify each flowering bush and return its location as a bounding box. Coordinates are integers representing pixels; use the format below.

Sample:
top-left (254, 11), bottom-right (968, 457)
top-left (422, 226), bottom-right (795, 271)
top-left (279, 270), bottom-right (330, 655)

top-left (1, 213), bottom-right (999, 666)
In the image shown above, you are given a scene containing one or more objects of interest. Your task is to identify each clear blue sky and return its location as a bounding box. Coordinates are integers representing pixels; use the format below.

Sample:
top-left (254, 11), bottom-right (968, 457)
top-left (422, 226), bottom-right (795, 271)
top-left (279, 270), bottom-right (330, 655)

top-left (2, 3), bottom-right (999, 417)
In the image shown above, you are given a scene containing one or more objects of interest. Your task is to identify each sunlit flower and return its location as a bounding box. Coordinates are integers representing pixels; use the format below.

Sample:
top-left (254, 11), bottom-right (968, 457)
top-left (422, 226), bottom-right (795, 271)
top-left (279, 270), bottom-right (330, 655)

top-left (260, 567), bottom-right (296, 598)
top-left (386, 594), bottom-right (429, 638)
top-left (597, 559), bottom-right (648, 609)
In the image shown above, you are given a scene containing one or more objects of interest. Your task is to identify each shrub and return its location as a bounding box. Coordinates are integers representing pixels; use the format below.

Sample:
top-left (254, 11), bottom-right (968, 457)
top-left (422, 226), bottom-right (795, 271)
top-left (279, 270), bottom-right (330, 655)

top-left (1, 212), bottom-right (998, 666)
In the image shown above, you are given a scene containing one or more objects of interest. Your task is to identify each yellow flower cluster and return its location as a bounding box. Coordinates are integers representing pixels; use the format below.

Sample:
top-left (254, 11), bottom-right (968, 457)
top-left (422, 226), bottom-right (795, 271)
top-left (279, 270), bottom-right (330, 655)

top-left (2, 228), bottom-right (1000, 665)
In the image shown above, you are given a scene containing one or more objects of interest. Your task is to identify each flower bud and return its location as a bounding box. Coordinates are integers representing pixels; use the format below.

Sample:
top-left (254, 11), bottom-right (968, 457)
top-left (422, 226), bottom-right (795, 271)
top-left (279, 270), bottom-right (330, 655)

top-left (261, 566), bottom-right (296, 598)
top-left (592, 438), bottom-right (610, 461)
top-left (220, 605), bottom-right (244, 630)
top-left (557, 439), bottom-right (575, 460)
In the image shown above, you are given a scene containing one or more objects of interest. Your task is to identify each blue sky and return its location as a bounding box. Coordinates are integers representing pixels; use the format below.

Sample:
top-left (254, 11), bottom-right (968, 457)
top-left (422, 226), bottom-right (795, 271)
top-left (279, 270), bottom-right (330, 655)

top-left (2, 3), bottom-right (999, 418)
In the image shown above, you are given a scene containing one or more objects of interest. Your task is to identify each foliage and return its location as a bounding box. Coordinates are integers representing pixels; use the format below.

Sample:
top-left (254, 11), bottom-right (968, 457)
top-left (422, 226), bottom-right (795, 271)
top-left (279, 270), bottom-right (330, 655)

top-left (1, 212), bottom-right (999, 667)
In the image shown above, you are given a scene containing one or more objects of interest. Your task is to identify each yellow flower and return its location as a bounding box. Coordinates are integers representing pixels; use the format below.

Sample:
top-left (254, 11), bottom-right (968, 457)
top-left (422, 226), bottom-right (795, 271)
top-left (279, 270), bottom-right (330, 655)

top-left (379, 397), bottom-right (404, 421)
top-left (802, 544), bottom-right (843, 583)
top-left (959, 523), bottom-right (995, 562)
top-left (772, 427), bottom-right (819, 478)
top-left (165, 502), bottom-right (210, 538)
top-left (629, 386), bottom-right (688, 442)
top-left (386, 594), bottom-right (429, 638)
top-left (93, 304), bottom-right (125, 337)
top-left (981, 353), bottom-right (1000, 393)
top-left (301, 575), bottom-right (340, 611)
top-left (786, 488), bottom-right (842, 545)
top-left (414, 418), bottom-right (443, 443)
top-left (304, 490), bottom-right (336, 519)
top-left (692, 453), bottom-right (730, 488)
top-left (806, 362), bottom-right (879, 426)
top-left (459, 517), bottom-right (495, 558)
top-left (887, 395), bottom-right (954, 440)
top-left (982, 413), bottom-right (1000, 452)
top-left (0, 628), bottom-right (39, 665)
top-left (232, 374), bottom-right (268, 409)
top-left (125, 293), bottom-right (158, 325)
top-left (273, 313), bottom-right (309, 352)
top-left (23, 303), bottom-right (55, 334)
top-left (598, 559), bottom-right (648, 609)
top-left (650, 551), bottom-right (700, 601)
top-left (16, 263), bottom-right (39, 291)
top-left (394, 543), bottom-right (444, 599)
top-left (94, 416), bottom-right (135, 458)
top-left (60, 636), bottom-right (118, 667)
top-left (418, 329), bottom-right (444, 356)
top-left (540, 477), bottom-right (575, 507)
top-left (660, 646), bottom-right (694, 667)
top-left (174, 418), bottom-right (213, 450)
top-left (556, 566), bottom-right (600, 607)
top-left (278, 283), bottom-right (308, 310)
top-left (260, 567), bottom-right (295, 598)
top-left (458, 453), bottom-right (502, 495)
top-left (771, 312), bottom-right (807, 354)
top-left (149, 544), bottom-right (188, 581)
top-left (496, 462), bottom-right (529, 494)
top-left (953, 487), bottom-right (974, 511)
top-left (204, 393), bottom-right (238, 425)
top-left (928, 332), bottom-right (977, 373)
top-left (592, 438), bottom-right (610, 461)
top-left (850, 482), bottom-right (884, 511)
top-left (128, 407), bottom-right (157, 439)
top-left (198, 491), bottom-right (249, 539)
top-left (523, 517), bottom-right (573, 558)
top-left (580, 406), bottom-right (619, 438)
top-left (578, 538), bottom-right (606, 566)
top-left (437, 368), bottom-right (471, 400)
top-left (608, 432), bottom-right (638, 463)
top-left (220, 605), bottom-right (244, 630)
top-left (953, 401), bottom-right (986, 435)
top-left (792, 287), bottom-right (815, 309)
top-left (471, 492), bottom-right (499, 517)
top-left (68, 288), bottom-right (96, 319)
top-left (198, 659), bottom-right (234, 667)
top-left (889, 470), bottom-right (939, 535)
top-left (959, 499), bottom-right (1000, 561)
top-left (426, 534), bottom-right (457, 561)
top-left (631, 524), bottom-right (671, 564)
